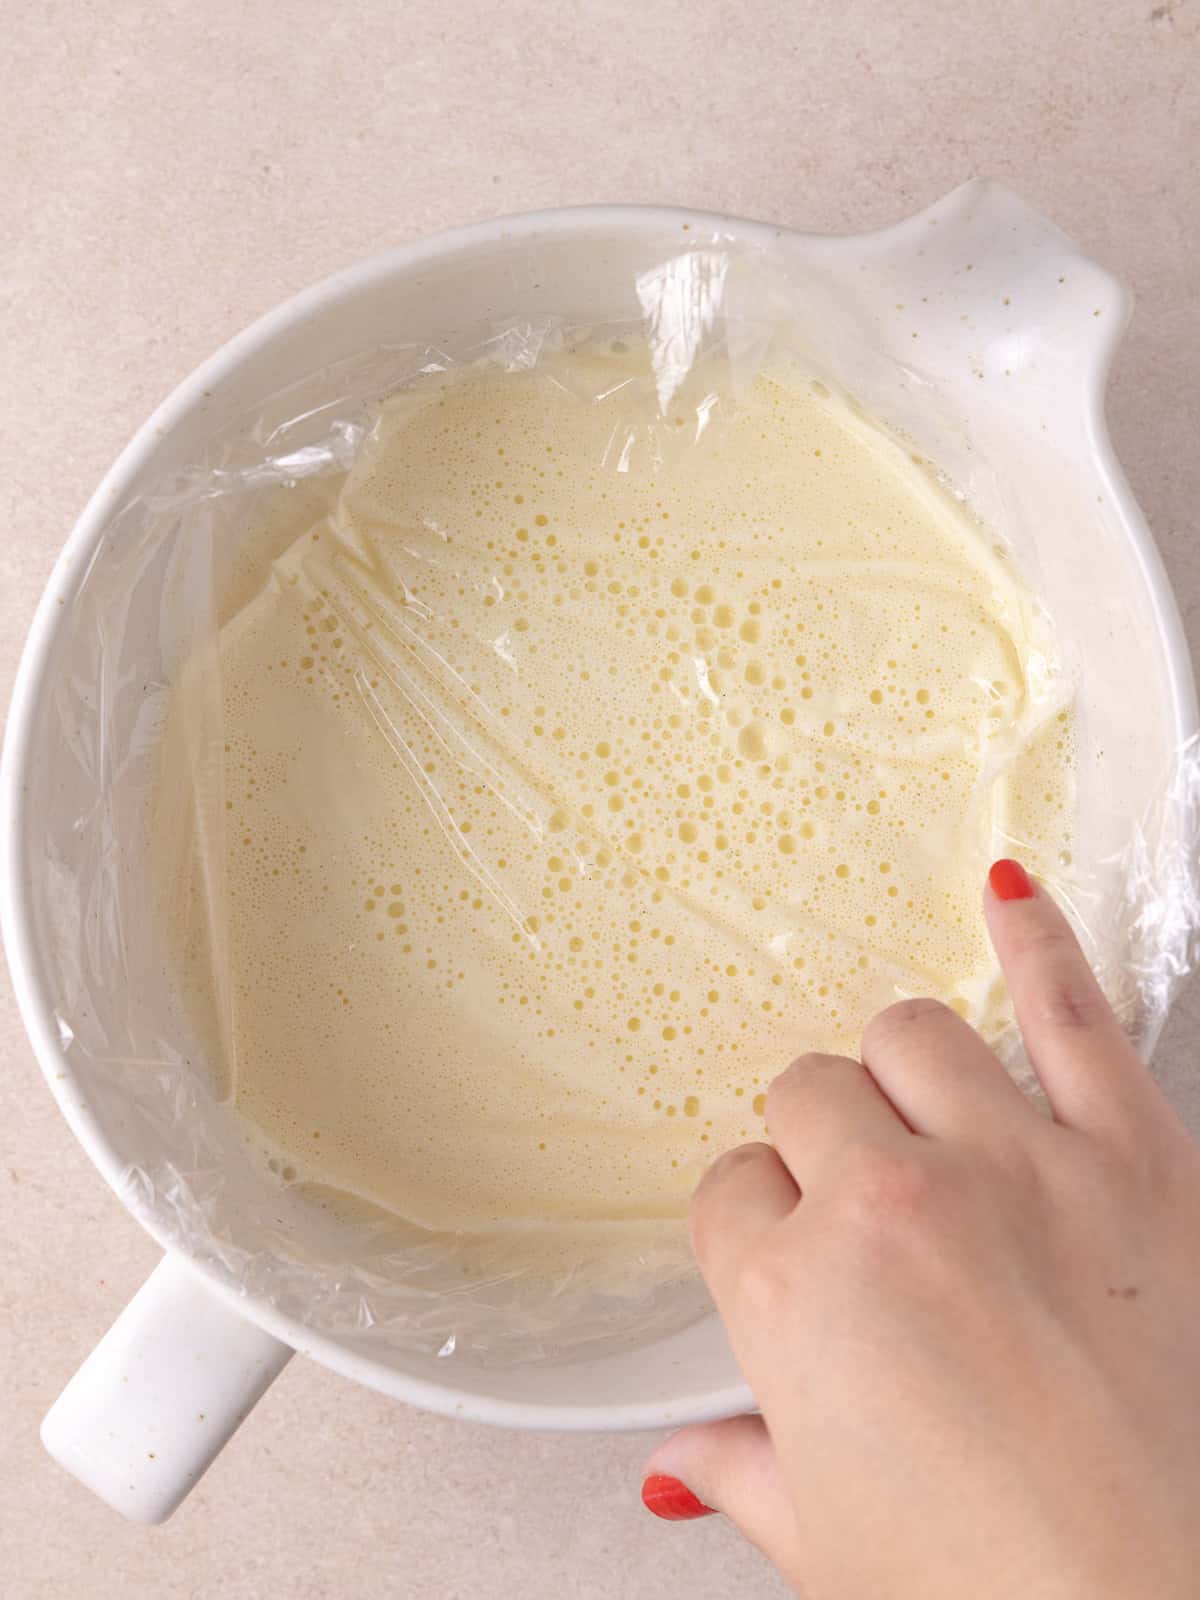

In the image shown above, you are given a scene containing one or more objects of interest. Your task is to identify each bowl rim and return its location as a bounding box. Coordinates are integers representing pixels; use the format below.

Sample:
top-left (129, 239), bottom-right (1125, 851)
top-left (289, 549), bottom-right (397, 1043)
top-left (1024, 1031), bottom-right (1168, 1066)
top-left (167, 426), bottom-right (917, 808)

top-left (3, 187), bottom-right (1196, 1432)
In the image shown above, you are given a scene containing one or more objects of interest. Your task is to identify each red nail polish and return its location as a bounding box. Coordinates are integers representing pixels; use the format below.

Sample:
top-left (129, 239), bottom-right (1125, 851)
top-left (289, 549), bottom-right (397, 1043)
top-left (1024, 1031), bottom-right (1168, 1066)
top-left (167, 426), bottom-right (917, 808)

top-left (989, 858), bottom-right (1035, 902)
top-left (641, 1473), bottom-right (716, 1521)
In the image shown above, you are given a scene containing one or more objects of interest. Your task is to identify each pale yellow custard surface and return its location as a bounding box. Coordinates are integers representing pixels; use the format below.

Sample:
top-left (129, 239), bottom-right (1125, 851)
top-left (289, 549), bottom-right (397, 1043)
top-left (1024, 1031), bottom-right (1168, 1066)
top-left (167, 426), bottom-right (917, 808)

top-left (156, 354), bottom-right (1074, 1236)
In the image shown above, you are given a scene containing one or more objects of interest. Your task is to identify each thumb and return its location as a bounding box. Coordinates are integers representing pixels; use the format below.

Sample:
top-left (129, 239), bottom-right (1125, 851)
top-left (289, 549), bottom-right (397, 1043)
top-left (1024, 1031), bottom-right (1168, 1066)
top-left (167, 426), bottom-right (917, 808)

top-left (642, 1414), bottom-right (801, 1583)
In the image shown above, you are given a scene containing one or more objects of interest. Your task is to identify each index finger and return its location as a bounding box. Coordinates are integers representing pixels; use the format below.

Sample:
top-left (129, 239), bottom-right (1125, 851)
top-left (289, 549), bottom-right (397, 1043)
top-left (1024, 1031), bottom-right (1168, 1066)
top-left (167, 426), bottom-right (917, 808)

top-left (984, 858), bottom-right (1161, 1139)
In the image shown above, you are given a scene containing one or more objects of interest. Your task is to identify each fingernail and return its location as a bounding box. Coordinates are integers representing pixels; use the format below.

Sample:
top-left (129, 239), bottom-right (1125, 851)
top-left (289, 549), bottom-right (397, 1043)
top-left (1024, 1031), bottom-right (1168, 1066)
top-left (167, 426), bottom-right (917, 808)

top-left (641, 1473), bottom-right (716, 1521)
top-left (989, 858), bottom-right (1035, 902)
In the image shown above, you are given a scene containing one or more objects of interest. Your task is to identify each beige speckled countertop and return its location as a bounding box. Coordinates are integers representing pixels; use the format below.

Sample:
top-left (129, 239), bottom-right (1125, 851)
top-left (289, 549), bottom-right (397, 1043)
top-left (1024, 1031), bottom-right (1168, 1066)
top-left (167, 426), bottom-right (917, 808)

top-left (2, 3), bottom-right (1198, 1595)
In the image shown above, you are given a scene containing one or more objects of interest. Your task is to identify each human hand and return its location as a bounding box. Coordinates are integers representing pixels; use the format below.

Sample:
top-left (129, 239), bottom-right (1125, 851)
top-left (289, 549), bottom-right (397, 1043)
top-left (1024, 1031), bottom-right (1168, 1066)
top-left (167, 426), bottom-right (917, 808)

top-left (641, 860), bottom-right (1200, 1599)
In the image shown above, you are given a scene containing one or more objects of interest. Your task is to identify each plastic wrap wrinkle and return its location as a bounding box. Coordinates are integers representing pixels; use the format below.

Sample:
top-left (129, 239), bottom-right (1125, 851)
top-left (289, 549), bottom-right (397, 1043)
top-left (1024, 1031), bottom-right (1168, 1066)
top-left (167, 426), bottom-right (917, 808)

top-left (43, 237), bottom-right (1200, 1369)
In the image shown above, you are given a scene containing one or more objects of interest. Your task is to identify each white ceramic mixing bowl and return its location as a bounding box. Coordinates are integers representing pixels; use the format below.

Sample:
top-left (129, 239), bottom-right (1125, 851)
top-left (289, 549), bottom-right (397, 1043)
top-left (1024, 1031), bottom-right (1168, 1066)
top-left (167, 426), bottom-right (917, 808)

top-left (3, 179), bottom-right (1194, 1522)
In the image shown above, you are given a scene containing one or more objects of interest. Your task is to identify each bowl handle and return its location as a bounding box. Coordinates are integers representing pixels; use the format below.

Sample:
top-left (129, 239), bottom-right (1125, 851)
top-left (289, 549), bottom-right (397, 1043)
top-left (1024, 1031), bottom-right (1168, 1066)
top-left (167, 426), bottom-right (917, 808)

top-left (41, 1253), bottom-right (292, 1522)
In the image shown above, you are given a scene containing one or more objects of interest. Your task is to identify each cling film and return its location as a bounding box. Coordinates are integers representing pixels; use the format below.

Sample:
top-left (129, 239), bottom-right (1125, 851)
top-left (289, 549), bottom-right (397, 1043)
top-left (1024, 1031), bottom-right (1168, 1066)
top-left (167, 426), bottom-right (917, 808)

top-left (35, 242), bottom-right (1200, 1365)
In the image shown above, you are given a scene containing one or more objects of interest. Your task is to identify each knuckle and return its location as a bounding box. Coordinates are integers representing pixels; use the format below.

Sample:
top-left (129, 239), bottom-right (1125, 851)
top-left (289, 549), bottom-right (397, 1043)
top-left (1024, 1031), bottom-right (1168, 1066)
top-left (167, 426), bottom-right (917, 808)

top-left (734, 1240), bottom-right (796, 1319)
top-left (862, 997), bottom-right (953, 1054)
top-left (1088, 1124), bottom-right (1161, 1200)
top-left (1010, 920), bottom-right (1096, 996)
top-left (779, 1049), bottom-right (846, 1082)
top-left (995, 1136), bottom-right (1043, 1195)
top-left (1034, 976), bottom-right (1108, 1033)
top-left (767, 1051), bottom-right (846, 1115)
top-left (714, 1139), bottom-right (773, 1176)
top-left (833, 1144), bottom-right (942, 1244)
top-left (689, 1142), bottom-right (769, 1245)
top-left (690, 1145), bottom-right (737, 1210)
top-left (1012, 918), bottom-right (1076, 958)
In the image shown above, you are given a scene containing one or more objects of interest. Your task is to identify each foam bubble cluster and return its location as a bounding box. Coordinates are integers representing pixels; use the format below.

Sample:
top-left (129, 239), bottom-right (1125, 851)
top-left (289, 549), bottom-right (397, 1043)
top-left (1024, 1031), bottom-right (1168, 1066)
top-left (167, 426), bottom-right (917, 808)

top-left (162, 352), bottom-right (1074, 1238)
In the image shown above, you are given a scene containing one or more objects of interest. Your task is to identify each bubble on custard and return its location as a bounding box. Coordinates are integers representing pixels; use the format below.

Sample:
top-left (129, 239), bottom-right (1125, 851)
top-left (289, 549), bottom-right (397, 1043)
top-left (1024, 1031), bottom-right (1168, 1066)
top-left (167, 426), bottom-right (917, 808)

top-left (199, 354), bottom-right (1073, 1224)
